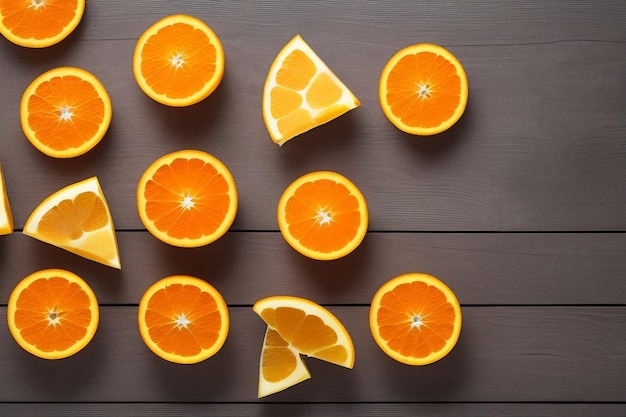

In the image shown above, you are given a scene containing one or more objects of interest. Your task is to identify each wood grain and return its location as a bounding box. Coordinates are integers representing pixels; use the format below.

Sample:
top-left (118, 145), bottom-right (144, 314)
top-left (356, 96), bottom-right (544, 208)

top-left (0, 306), bottom-right (624, 402)
top-left (0, 0), bottom-right (624, 414)
top-left (0, 232), bottom-right (624, 306)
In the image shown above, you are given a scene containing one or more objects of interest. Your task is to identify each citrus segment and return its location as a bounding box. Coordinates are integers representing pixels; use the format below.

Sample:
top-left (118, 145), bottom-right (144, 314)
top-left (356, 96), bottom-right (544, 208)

top-left (254, 296), bottom-right (355, 397)
top-left (136, 150), bottom-right (238, 248)
top-left (0, 163), bottom-right (13, 235)
top-left (7, 268), bottom-right (99, 359)
top-left (277, 171), bottom-right (368, 260)
top-left (263, 34), bottom-right (360, 145)
top-left (0, 0), bottom-right (85, 48)
top-left (370, 273), bottom-right (462, 365)
top-left (133, 14), bottom-right (225, 107)
top-left (23, 177), bottom-right (121, 269)
top-left (379, 43), bottom-right (468, 135)
top-left (20, 66), bottom-right (112, 158)
top-left (138, 275), bottom-right (229, 364)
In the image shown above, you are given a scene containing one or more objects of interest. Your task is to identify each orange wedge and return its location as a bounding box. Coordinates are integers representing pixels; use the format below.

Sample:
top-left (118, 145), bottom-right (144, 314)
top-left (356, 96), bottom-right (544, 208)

top-left (263, 34), bottom-right (360, 145)
top-left (0, 0), bottom-right (85, 48)
top-left (133, 14), bottom-right (225, 107)
top-left (7, 268), bottom-right (99, 359)
top-left (370, 273), bottom-right (462, 365)
top-left (138, 275), bottom-right (229, 364)
top-left (23, 177), bottom-right (121, 269)
top-left (0, 163), bottom-right (13, 235)
top-left (379, 43), bottom-right (468, 135)
top-left (253, 295), bottom-right (355, 397)
top-left (20, 66), bottom-right (112, 158)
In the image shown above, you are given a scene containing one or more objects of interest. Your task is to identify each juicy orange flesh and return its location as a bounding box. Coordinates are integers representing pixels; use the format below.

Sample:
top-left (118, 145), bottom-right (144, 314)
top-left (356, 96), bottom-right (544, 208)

top-left (144, 283), bottom-right (223, 357)
top-left (260, 306), bottom-right (348, 364)
top-left (271, 48), bottom-right (344, 138)
top-left (0, 0), bottom-right (80, 40)
top-left (262, 328), bottom-right (298, 383)
top-left (143, 157), bottom-right (231, 240)
top-left (386, 52), bottom-right (461, 128)
top-left (140, 22), bottom-right (217, 99)
top-left (284, 179), bottom-right (361, 254)
top-left (13, 276), bottom-right (92, 353)
top-left (26, 74), bottom-right (105, 151)
top-left (37, 191), bottom-right (108, 242)
top-left (376, 281), bottom-right (456, 358)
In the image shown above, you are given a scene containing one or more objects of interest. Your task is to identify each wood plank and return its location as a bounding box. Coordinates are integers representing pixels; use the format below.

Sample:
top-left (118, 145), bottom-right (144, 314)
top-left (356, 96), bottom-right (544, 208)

top-left (1, 232), bottom-right (624, 306)
top-left (1, 403), bottom-right (625, 417)
top-left (0, 306), bottom-right (624, 402)
top-left (0, 5), bottom-right (624, 231)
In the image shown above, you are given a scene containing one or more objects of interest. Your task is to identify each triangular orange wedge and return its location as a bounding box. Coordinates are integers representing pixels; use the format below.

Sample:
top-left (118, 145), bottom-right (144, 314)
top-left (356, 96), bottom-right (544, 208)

top-left (0, 163), bottom-right (13, 235)
top-left (263, 34), bottom-right (360, 145)
top-left (253, 296), bottom-right (355, 397)
top-left (23, 177), bottom-right (121, 269)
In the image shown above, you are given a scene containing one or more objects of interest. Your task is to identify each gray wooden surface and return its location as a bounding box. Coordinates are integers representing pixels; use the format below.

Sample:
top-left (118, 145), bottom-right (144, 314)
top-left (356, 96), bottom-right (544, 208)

top-left (0, 0), bottom-right (624, 415)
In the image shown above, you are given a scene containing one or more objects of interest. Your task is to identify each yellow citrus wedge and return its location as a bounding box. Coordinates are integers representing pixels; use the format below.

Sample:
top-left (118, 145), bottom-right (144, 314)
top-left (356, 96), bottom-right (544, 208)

top-left (0, 0), bottom-right (85, 48)
top-left (0, 163), bottom-right (13, 235)
top-left (7, 268), bottom-right (99, 360)
top-left (379, 43), bottom-right (468, 135)
top-left (253, 295), bottom-right (355, 397)
top-left (133, 14), bottom-right (225, 107)
top-left (370, 273), bottom-right (462, 365)
top-left (277, 171), bottom-right (368, 260)
top-left (23, 177), bottom-right (121, 269)
top-left (263, 34), bottom-right (360, 145)
top-left (138, 275), bottom-right (229, 364)
top-left (20, 66), bottom-right (113, 158)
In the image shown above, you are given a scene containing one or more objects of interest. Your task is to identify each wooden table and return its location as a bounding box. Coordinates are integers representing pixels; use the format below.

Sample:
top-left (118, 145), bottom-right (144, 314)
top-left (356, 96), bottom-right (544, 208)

top-left (1, 1), bottom-right (625, 415)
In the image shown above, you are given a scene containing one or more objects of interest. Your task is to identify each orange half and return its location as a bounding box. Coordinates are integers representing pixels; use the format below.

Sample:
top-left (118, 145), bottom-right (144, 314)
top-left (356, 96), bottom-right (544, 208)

top-left (20, 66), bottom-right (112, 158)
top-left (136, 150), bottom-right (238, 247)
top-left (7, 268), bottom-right (99, 359)
top-left (0, 0), bottom-right (85, 48)
top-left (370, 272), bottom-right (462, 365)
top-left (138, 275), bottom-right (229, 364)
top-left (379, 43), bottom-right (468, 135)
top-left (277, 171), bottom-right (368, 260)
top-left (133, 14), bottom-right (225, 107)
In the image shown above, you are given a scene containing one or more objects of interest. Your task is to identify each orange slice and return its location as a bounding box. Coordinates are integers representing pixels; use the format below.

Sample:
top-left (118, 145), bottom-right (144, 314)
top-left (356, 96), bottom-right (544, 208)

top-left (277, 171), bottom-right (368, 260)
top-left (23, 177), bottom-right (121, 269)
top-left (0, 0), bottom-right (85, 48)
top-left (7, 268), bottom-right (99, 359)
top-left (370, 273), bottom-right (462, 365)
top-left (379, 43), bottom-right (468, 135)
top-left (133, 14), bottom-right (225, 107)
top-left (138, 275), bottom-right (229, 364)
top-left (136, 149), bottom-right (238, 248)
top-left (253, 296), bottom-right (355, 397)
top-left (263, 34), bottom-right (360, 145)
top-left (0, 163), bottom-right (13, 235)
top-left (20, 66), bottom-right (112, 158)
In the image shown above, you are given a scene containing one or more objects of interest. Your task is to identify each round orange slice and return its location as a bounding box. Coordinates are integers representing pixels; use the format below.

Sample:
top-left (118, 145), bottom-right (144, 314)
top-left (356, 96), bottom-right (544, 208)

top-left (136, 150), bottom-right (238, 248)
top-left (20, 66), bottom-right (112, 158)
top-left (0, 0), bottom-right (85, 48)
top-left (7, 268), bottom-right (99, 360)
top-left (138, 275), bottom-right (229, 364)
top-left (277, 171), bottom-right (368, 260)
top-left (379, 43), bottom-right (468, 135)
top-left (263, 34), bottom-right (360, 145)
top-left (133, 14), bottom-right (225, 107)
top-left (370, 272), bottom-right (462, 365)
top-left (253, 295), bottom-right (355, 397)
top-left (0, 162), bottom-right (13, 235)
